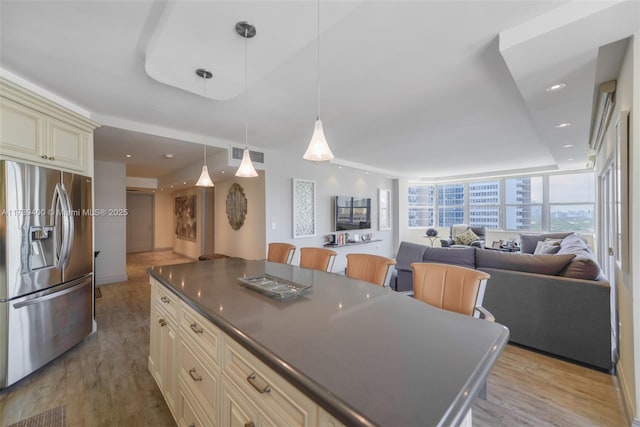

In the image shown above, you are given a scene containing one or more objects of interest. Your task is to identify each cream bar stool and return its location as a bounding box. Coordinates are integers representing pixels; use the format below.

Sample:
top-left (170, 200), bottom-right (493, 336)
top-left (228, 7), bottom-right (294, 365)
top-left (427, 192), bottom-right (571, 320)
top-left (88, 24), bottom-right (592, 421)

top-left (345, 253), bottom-right (396, 287)
top-left (299, 247), bottom-right (337, 272)
top-left (410, 262), bottom-right (494, 321)
top-left (267, 243), bottom-right (296, 264)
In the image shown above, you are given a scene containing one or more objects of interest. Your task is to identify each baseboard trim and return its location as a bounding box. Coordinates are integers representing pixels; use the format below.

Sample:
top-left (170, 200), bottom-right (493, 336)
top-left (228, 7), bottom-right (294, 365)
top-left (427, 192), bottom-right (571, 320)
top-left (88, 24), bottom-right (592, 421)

top-left (617, 362), bottom-right (636, 425)
top-left (153, 247), bottom-right (173, 252)
top-left (96, 274), bottom-right (128, 285)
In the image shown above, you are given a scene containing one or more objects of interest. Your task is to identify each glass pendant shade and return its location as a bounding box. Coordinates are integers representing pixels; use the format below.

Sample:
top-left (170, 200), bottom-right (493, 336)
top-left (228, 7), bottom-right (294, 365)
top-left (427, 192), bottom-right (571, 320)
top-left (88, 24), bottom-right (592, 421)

top-left (303, 118), bottom-right (334, 161)
top-left (196, 165), bottom-right (214, 187)
top-left (235, 148), bottom-right (258, 177)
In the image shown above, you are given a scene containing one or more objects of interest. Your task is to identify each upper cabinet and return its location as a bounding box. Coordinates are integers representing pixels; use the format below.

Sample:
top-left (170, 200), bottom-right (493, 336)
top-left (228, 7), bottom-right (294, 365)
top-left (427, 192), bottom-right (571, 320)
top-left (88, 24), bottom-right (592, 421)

top-left (0, 78), bottom-right (98, 176)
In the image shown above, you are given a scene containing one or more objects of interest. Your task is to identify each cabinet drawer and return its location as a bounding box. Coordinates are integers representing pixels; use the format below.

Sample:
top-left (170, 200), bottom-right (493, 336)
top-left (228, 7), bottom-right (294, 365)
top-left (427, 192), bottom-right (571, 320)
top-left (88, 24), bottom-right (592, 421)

top-left (178, 376), bottom-right (213, 427)
top-left (181, 302), bottom-right (221, 365)
top-left (152, 279), bottom-right (179, 320)
top-left (180, 340), bottom-right (219, 424)
top-left (223, 339), bottom-right (316, 427)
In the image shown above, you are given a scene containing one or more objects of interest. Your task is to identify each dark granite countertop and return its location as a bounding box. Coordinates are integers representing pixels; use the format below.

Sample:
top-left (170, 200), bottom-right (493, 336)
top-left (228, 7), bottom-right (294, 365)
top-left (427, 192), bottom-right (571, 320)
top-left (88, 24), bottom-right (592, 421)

top-left (147, 257), bottom-right (509, 427)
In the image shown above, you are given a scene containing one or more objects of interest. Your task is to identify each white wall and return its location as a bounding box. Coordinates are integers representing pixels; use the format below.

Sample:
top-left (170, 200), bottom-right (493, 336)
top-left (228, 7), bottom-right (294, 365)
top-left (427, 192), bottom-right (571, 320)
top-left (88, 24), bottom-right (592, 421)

top-left (154, 191), bottom-right (173, 250)
top-left (215, 172), bottom-right (266, 260)
top-left (264, 150), bottom-right (394, 272)
top-left (94, 160), bottom-right (127, 285)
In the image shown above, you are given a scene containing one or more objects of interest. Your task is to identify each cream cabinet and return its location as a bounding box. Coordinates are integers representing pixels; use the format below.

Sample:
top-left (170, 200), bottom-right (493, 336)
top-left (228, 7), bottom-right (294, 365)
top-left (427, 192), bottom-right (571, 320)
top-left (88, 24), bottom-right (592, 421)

top-left (0, 78), bottom-right (97, 175)
top-left (149, 279), bottom-right (344, 427)
top-left (178, 301), bottom-right (222, 426)
top-left (149, 278), bottom-right (179, 418)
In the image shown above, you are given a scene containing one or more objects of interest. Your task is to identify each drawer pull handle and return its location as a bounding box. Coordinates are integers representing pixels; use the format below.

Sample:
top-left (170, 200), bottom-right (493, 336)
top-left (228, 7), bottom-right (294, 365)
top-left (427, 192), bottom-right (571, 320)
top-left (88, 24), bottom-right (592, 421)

top-left (244, 422), bottom-right (255, 427)
top-left (158, 318), bottom-right (167, 327)
top-left (190, 323), bottom-right (204, 334)
top-left (48, 156), bottom-right (55, 160)
top-left (188, 368), bottom-right (202, 382)
top-left (41, 155), bottom-right (48, 159)
top-left (160, 296), bottom-right (170, 303)
top-left (247, 373), bottom-right (271, 394)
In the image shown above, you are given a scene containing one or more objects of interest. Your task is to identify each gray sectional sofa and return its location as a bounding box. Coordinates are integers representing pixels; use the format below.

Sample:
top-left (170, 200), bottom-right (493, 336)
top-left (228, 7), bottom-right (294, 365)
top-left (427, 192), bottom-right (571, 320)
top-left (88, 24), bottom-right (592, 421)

top-left (391, 234), bottom-right (614, 371)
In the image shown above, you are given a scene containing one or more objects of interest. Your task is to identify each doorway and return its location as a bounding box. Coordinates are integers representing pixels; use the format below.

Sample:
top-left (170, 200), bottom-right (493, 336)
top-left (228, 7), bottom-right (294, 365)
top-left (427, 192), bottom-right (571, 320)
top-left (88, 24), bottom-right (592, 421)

top-left (127, 192), bottom-right (154, 253)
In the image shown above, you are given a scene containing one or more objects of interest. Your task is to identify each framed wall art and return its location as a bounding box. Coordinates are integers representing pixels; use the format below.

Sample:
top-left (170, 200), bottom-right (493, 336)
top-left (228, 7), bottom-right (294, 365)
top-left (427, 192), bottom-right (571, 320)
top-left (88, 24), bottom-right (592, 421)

top-left (292, 178), bottom-right (316, 238)
top-left (226, 183), bottom-right (247, 231)
top-left (378, 188), bottom-right (391, 231)
top-left (175, 194), bottom-right (196, 240)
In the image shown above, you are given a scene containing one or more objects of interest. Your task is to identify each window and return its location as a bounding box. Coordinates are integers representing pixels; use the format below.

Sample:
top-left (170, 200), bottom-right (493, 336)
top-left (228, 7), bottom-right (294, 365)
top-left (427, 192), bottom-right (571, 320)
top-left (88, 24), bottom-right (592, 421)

top-left (438, 184), bottom-right (464, 227)
top-left (408, 184), bottom-right (434, 227)
top-left (549, 172), bottom-right (595, 232)
top-left (406, 171), bottom-right (594, 233)
top-left (505, 177), bottom-right (542, 230)
top-left (468, 180), bottom-right (500, 229)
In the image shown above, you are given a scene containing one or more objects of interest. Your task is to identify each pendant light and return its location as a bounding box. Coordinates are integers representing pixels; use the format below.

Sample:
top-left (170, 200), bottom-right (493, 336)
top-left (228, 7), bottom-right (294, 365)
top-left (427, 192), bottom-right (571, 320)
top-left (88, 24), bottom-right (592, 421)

top-left (235, 21), bottom-right (259, 178)
top-left (303, 0), bottom-right (334, 162)
top-left (195, 68), bottom-right (215, 187)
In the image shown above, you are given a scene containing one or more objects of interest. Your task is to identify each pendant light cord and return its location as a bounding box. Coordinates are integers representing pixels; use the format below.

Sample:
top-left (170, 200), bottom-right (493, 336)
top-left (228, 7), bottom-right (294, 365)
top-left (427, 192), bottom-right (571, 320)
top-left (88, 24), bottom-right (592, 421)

top-left (244, 26), bottom-right (249, 150)
top-left (316, 0), bottom-right (321, 120)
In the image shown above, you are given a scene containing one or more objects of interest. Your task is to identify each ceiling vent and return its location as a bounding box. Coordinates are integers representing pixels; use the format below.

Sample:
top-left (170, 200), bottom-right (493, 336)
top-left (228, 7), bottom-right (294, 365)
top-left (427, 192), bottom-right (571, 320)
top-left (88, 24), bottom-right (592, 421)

top-left (589, 80), bottom-right (616, 154)
top-left (232, 147), bottom-right (264, 164)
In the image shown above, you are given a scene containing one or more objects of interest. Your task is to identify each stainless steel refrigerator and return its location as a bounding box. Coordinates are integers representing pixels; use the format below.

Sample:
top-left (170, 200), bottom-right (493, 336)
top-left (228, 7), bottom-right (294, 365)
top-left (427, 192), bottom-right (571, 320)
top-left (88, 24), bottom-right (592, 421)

top-left (0, 159), bottom-right (93, 389)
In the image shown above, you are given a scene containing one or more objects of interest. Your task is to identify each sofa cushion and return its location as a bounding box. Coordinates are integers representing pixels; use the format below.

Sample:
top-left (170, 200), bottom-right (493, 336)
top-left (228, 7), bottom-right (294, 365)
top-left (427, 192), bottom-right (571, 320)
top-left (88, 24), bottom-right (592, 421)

top-left (395, 241), bottom-right (427, 270)
top-left (476, 250), bottom-right (575, 275)
top-left (519, 232), bottom-right (575, 254)
top-left (422, 246), bottom-right (476, 269)
top-left (534, 241), bottom-right (561, 255)
top-left (454, 228), bottom-right (479, 245)
top-left (557, 234), bottom-right (602, 280)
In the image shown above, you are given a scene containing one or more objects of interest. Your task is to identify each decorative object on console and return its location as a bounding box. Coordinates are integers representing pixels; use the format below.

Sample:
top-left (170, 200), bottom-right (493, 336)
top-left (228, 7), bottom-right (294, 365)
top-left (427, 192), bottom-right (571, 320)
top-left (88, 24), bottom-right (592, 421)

top-left (226, 183), bottom-right (247, 230)
top-left (378, 189), bottom-right (391, 231)
top-left (175, 194), bottom-right (196, 239)
top-left (292, 178), bottom-right (316, 238)
top-left (235, 21), bottom-right (259, 178)
top-left (303, 0), bottom-right (334, 162)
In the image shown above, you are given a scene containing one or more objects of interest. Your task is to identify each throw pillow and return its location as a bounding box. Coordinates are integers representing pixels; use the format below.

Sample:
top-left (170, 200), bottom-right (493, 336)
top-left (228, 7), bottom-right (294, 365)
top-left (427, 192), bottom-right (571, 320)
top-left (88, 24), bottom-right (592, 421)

top-left (519, 232), bottom-right (574, 254)
top-left (534, 241), bottom-right (561, 255)
top-left (454, 229), bottom-right (479, 245)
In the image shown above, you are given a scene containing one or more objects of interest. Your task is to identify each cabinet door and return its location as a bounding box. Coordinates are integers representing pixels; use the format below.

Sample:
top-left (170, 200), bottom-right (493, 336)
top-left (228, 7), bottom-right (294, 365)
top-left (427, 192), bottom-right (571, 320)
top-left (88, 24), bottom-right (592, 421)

top-left (161, 311), bottom-right (178, 417)
top-left (222, 379), bottom-right (285, 427)
top-left (46, 117), bottom-right (87, 171)
top-left (0, 98), bottom-right (45, 162)
top-left (149, 302), bottom-right (164, 389)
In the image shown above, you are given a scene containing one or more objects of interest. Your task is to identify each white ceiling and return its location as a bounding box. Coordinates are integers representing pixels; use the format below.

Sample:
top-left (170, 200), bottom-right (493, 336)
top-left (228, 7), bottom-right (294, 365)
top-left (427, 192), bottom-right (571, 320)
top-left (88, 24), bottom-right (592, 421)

top-left (1, 1), bottom-right (638, 181)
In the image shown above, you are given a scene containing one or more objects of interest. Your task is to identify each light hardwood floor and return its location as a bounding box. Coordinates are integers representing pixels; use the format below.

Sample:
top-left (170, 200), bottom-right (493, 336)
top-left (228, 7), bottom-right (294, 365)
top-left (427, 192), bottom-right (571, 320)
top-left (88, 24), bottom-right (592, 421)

top-left (0, 251), bottom-right (629, 426)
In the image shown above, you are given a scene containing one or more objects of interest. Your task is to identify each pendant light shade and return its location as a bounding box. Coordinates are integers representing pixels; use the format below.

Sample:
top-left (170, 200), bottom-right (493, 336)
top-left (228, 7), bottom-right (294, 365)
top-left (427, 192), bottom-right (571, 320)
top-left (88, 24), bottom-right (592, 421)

top-left (195, 143), bottom-right (214, 187)
top-left (235, 147), bottom-right (258, 177)
top-left (303, 0), bottom-right (334, 162)
top-left (303, 118), bottom-right (334, 161)
top-left (235, 21), bottom-right (259, 178)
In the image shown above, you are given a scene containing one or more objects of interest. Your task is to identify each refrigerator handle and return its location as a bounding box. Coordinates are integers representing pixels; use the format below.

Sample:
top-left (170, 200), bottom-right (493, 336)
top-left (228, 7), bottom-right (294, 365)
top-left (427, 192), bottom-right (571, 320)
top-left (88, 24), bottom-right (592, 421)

top-left (59, 183), bottom-right (75, 268)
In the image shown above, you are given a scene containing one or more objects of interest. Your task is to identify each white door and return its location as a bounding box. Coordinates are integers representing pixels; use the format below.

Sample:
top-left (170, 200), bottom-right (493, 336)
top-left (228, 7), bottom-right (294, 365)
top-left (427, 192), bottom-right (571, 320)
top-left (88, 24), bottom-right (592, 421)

top-left (126, 192), bottom-right (154, 253)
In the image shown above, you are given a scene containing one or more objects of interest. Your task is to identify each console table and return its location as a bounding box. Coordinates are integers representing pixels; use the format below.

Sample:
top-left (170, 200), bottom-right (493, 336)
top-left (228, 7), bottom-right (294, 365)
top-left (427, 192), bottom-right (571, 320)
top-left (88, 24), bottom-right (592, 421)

top-left (147, 258), bottom-right (508, 426)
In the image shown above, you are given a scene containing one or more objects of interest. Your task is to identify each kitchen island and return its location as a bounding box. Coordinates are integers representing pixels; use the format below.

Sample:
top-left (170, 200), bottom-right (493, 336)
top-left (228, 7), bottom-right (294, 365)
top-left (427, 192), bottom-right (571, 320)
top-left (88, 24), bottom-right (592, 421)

top-left (147, 257), bottom-right (508, 426)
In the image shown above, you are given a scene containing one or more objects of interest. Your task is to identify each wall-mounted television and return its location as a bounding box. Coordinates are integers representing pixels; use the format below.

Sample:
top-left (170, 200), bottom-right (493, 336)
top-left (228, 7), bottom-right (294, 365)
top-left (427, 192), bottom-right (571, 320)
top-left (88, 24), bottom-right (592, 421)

top-left (334, 196), bottom-right (372, 231)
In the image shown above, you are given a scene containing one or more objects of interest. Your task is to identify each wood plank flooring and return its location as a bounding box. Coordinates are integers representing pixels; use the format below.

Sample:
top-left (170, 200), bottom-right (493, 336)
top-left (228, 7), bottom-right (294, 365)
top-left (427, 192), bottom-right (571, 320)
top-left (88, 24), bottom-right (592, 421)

top-left (0, 251), bottom-right (629, 426)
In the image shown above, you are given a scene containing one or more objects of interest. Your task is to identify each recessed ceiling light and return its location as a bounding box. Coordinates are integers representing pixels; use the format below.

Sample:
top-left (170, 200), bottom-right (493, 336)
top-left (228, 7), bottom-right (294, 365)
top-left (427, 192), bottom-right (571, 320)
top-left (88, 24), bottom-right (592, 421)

top-left (568, 158), bottom-right (574, 161)
top-left (164, 154), bottom-right (175, 159)
top-left (545, 83), bottom-right (566, 92)
top-left (562, 144), bottom-right (574, 148)
top-left (555, 122), bottom-right (572, 128)
top-left (170, 185), bottom-right (174, 188)
top-left (221, 171), bottom-right (225, 174)
top-left (125, 154), bottom-right (132, 158)
top-left (183, 181), bottom-right (187, 185)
